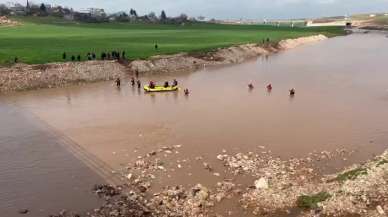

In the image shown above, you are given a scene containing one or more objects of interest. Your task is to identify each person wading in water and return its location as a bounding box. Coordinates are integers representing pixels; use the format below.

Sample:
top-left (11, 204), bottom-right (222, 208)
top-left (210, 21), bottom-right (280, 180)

top-left (289, 88), bottom-right (295, 96)
top-left (172, 79), bottom-right (178, 87)
top-left (267, 84), bottom-right (273, 91)
top-left (137, 80), bottom-right (141, 89)
top-left (115, 78), bottom-right (121, 87)
top-left (130, 77), bottom-right (135, 86)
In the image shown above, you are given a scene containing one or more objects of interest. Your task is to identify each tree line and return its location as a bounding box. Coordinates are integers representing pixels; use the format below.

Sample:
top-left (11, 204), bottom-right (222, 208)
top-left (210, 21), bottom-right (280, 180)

top-left (0, 2), bottom-right (191, 24)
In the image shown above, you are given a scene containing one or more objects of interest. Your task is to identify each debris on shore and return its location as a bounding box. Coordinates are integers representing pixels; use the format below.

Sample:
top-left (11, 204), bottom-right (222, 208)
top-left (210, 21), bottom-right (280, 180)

top-left (225, 150), bottom-right (388, 217)
top-left (52, 148), bottom-right (387, 217)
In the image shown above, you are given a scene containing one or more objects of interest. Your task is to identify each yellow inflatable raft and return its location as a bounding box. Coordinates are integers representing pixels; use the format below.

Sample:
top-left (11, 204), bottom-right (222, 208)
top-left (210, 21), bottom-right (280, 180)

top-left (144, 85), bottom-right (179, 92)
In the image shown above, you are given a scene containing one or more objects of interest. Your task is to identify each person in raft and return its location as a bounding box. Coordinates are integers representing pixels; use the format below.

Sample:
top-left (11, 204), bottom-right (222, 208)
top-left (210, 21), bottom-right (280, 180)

top-left (267, 84), bottom-right (273, 91)
top-left (130, 77), bottom-right (135, 86)
top-left (172, 79), bottom-right (178, 87)
top-left (164, 81), bottom-right (170, 88)
top-left (149, 81), bottom-right (156, 89)
top-left (137, 80), bottom-right (141, 89)
top-left (115, 78), bottom-right (121, 87)
top-left (289, 88), bottom-right (295, 96)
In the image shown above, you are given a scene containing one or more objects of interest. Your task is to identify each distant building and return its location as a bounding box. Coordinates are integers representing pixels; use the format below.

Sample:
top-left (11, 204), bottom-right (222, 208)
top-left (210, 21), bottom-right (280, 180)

top-left (84, 8), bottom-right (106, 18)
top-left (306, 19), bottom-right (347, 27)
top-left (64, 14), bottom-right (74, 20)
top-left (9, 3), bottom-right (26, 16)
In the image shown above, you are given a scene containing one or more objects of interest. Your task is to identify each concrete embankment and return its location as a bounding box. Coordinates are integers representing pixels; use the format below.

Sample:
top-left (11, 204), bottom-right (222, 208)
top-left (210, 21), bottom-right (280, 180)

top-left (0, 35), bottom-right (327, 92)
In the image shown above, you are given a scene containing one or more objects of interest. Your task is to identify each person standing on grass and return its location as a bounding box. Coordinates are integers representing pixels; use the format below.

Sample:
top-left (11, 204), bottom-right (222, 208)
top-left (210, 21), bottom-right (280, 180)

top-left (155, 43), bottom-right (158, 50)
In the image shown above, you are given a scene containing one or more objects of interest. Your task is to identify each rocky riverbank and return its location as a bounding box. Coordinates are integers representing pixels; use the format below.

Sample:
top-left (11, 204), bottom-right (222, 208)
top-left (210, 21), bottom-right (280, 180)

top-left (51, 148), bottom-right (387, 217)
top-left (129, 35), bottom-right (328, 75)
top-left (0, 61), bottom-right (128, 92)
top-left (0, 35), bottom-right (327, 92)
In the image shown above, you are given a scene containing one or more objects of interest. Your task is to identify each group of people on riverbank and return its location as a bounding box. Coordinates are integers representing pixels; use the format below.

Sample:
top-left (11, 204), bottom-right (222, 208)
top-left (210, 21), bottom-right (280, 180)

top-left (62, 50), bottom-right (126, 62)
top-left (248, 83), bottom-right (295, 96)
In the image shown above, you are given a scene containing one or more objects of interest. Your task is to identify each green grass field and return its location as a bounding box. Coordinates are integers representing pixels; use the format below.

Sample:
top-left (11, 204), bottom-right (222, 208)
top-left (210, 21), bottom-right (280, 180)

top-left (0, 16), bottom-right (345, 64)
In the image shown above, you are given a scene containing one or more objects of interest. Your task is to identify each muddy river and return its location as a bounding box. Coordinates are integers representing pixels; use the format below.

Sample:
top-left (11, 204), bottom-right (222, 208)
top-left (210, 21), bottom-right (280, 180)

top-left (1, 32), bottom-right (388, 216)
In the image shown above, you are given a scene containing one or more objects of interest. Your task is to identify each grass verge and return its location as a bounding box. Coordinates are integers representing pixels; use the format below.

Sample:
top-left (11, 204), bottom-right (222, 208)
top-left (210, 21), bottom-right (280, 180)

top-left (297, 192), bottom-right (331, 209)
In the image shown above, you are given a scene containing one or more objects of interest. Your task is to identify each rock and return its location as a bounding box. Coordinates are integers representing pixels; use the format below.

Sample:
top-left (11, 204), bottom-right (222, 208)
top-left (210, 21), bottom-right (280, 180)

top-left (192, 184), bottom-right (209, 201)
top-left (127, 173), bottom-right (133, 180)
top-left (59, 209), bottom-right (67, 216)
top-left (217, 155), bottom-right (224, 160)
top-left (203, 162), bottom-right (213, 171)
top-left (109, 210), bottom-right (120, 216)
top-left (216, 194), bottom-right (224, 202)
top-left (138, 185), bottom-right (148, 193)
top-left (376, 205), bottom-right (385, 215)
top-left (18, 209), bottom-right (29, 214)
top-left (254, 178), bottom-right (269, 189)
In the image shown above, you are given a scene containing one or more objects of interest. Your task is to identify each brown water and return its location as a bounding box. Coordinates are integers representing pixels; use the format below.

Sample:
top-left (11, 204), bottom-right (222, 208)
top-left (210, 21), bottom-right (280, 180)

top-left (1, 32), bottom-right (388, 216)
top-left (0, 103), bottom-right (110, 217)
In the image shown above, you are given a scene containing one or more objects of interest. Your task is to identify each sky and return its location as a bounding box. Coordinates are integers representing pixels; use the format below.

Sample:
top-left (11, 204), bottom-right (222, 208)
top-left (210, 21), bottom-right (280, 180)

top-left (3, 0), bottom-right (388, 19)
